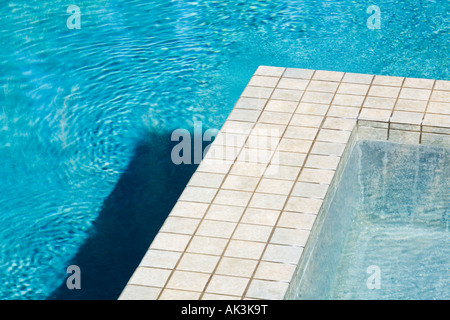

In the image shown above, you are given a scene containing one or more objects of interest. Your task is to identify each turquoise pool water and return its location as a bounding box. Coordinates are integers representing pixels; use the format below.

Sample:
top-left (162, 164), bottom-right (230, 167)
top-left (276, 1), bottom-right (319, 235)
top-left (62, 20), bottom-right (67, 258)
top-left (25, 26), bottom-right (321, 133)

top-left (0, 0), bottom-right (449, 299)
top-left (287, 140), bottom-right (449, 300)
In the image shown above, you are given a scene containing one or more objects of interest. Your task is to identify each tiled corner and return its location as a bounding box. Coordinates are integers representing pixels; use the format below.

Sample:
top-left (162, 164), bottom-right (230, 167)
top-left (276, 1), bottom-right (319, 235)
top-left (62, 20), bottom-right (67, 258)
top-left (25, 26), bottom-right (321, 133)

top-left (119, 67), bottom-right (450, 300)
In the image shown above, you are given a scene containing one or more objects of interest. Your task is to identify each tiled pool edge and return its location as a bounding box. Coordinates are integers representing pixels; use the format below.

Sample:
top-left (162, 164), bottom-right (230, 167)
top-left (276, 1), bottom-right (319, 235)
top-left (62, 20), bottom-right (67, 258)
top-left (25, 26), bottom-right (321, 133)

top-left (119, 66), bottom-right (450, 300)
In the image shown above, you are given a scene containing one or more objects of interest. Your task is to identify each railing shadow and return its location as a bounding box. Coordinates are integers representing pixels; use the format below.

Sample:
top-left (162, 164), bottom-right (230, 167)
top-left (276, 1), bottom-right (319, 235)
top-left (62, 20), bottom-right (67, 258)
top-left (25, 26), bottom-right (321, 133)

top-left (48, 132), bottom-right (198, 299)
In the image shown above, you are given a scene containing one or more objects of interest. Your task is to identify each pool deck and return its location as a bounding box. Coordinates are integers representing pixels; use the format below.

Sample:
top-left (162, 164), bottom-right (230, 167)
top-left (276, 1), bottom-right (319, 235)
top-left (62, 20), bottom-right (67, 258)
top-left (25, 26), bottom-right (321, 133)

top-left (119, 66), bottom-right (450, 300)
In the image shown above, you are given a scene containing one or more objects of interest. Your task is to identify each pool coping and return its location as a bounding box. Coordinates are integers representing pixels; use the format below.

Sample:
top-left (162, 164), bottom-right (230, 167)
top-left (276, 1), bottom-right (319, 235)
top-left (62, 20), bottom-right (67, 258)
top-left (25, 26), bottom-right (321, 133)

top-left (119, 66), bottom-right (450, 300)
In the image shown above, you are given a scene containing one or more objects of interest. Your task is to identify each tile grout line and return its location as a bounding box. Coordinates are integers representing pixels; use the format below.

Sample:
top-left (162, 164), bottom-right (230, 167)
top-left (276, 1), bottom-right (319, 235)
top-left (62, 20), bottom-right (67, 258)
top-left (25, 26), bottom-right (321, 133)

top-left (240, 71), bottom-right (350, 299)
top-left (387, 77), bottom-right (407, 141)
top-left (419, 80), bottom-right (437, 144)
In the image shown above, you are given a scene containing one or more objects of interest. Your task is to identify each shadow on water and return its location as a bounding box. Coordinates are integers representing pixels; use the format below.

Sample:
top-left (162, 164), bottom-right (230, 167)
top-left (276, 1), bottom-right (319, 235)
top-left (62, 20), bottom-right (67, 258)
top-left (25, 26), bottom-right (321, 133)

top-left (48, 131), bottom-right (198, 300)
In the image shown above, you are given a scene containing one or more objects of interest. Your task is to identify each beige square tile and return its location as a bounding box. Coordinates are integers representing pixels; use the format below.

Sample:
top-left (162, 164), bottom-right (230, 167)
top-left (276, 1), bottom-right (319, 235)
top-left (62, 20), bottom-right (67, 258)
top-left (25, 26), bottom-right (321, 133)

top-left (206, 275), bottom-right (250, 296)
top-left (327, 105), bottom-right (360, 119)
top-left (291, 181), bottom-right (329, 199)
top-left (235, 97), bottom-right (268, 111)
top-left (179, 186), bottom-right (217, 203)
top-left (119, 285), bottom-right (161, 300)
top-left (301, 91), bottom-right (334, 104)
top-left (238, 147), bottom-right (274, 164)
top-left (332, 93), bottom-right (365, 107)
top-left (177, 253), bottom-right (220, 273)
top-left (249, 193), bottom-right (288, 210)
top-left (166, 271), bottom-right (210, 292)
top-left (205, 204), bottom-right (245, 222)
top-left (291, 114), bottom-right (324, 127)
top-left (277, 78), bottom-right (309, 90)
top-left (372, 75), bottom-right (404, 86)
top-left (245, 280), bottom-right (290, 300)
top-left (434, 80), bottom-right (450, 91)
top-left (150, 233), bottom-right (191, 252)
top-left (403, 77), bottom-right (435, 89)
top-left (265, 100), bottom-right (298, 113)
top-left (363, 96), bottom-right (396, 109)
top-left (422, 113), bottom-right (450, 127)
top-left (299, 168), bottom-right (335, 184)
top-left (160, 217), bottom-right (200, 235)
top-left (394, 99), bottom-right (428, 113)
top-left (277, 212), bottom-right (316, 230)
top-left (259, 110), bottom-right (292, 125)
top-left (272, 88), bottom-right (304, 101)
top-left (399, 87), bottom-right (431, 101)
top-left (140, 249), bottom-right (182, 269)
top-left (254, 262), bottom-right (296, 282)
top-left (307, 80), bottom-right (339, 93)
top-left (277, 151), bottom-right (307, 167)
top-left (222, 175), bottom-right (259, 192)
top-left (368, 85), bottom-right (401, 98)
top-left (296, 102), bottom-right (329, 116)
top-left (241, 208), bottom-right (281, 226)
top-left (390, 111), bottom-right (423, 125)
top-left (277, 138), bottom-right (312, 153)
top-left (216, 257), bottom-right (259, 278)
top-left (170, 201), bottom-right (209, 219)
top-left (227, 108), bottom-right (261, 122)
top-left (214, 189), bottom-right (253, 207)
top-left (246, 130), bottom-right (281, 149)
top-left (225, 240), bottom-right (266, 260)
top-left (159, 289), bottom-right (201, 300)
top-left (264, 164), bottom-right (302, 181)
top-left (263, 244), bottom-right (303, 264)
top-left (233, 223), bottom-right (273, 242)
top-left (312, 70), bottom-right (344, 82)
top-left (189, 172), bottom-right (225, 189)
top-left (284, 68), bottom-right (314, 79)
top-left (128, 267), bottom-right (171, 287)
top-left (323, 117), bottom-right (356, 131)
top-left (196, 219), bottom-right (236, 238)
top-left (285, 196), bottom-right (323, 214)
top-left (310, 141), bottom-right (347, 156)
top-left (284, 126), bottom-right (319, 140)
top-left (187, 236), bottom-right (228, 255)
top-left (230, 161), bottom-right (267, 177)
top-left (359, 108), bottom-right (392, 122)
top-left (248, 75), bottom-right (280, 88)
top-left (337, 83), bottom-right (370, 95)
top-left (255, 66), bottom-right (285, 77)
top-left (316, 129), bottom-right (351, 143)
top-left (430, 90), bottom-right (450, 102)
top-left (427, 102), bottom-right (450, 115)
top-left (242, 86), bottom-right (274, 99)
top-left (305, 154), bottom-right (341, 170)
top-left (270, 227), bottom-right (310, 246)
top-left (342, 72), bottom-right (374, 84)
top-left (256, 178), bottom-right (294, 195)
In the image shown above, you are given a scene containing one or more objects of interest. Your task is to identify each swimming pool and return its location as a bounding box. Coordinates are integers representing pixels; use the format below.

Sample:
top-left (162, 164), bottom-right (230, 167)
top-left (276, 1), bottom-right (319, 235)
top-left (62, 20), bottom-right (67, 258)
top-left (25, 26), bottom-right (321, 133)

top-left (0, 0), bottom-right (449, 299)
top-left (286, 140), bottom-right (449, 299)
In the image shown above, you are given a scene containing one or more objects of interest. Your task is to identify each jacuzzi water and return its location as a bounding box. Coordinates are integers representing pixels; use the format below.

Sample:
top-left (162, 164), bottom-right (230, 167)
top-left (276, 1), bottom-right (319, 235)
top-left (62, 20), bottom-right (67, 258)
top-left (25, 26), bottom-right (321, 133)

top-left (0, 0), bottom-right (449, 299)
top-left (287, 140), bottom-right (449, 300)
